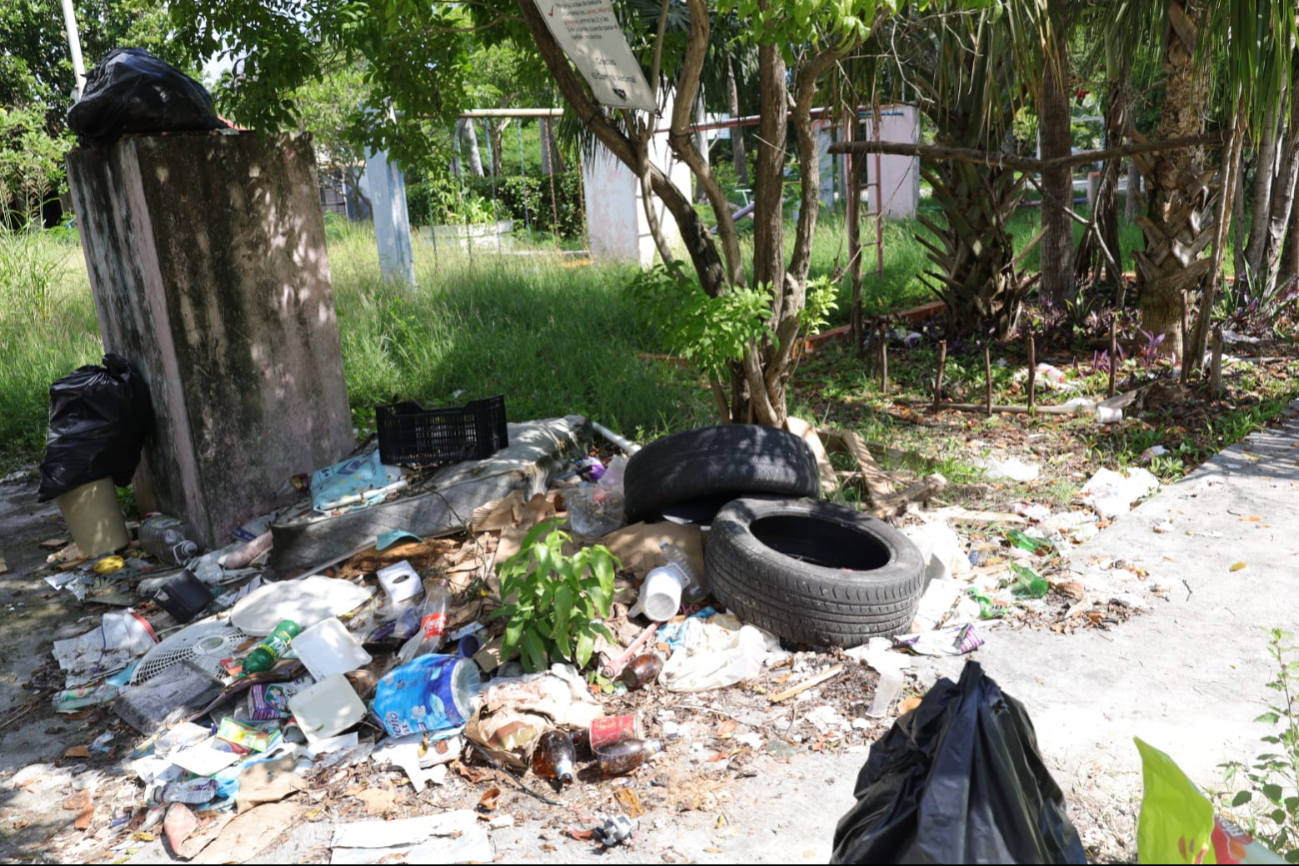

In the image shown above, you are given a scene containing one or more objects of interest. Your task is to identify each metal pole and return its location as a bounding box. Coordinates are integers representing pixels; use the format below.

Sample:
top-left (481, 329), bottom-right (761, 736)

top-left (61, 0), bottom-right (87, 100)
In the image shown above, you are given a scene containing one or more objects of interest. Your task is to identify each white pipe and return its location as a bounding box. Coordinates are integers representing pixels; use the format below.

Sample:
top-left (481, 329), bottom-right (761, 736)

top-left (592, 421), bottom-right (641, 454)
top-left (61, 0), bottom-right (86, 100)
top-left (459, 108), bottom-right (564, 118)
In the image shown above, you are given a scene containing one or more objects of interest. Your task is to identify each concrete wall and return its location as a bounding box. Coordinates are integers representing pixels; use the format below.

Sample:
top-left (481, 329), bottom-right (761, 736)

top-left (66, 132), bottom-right (354, 548)
top-left (859, 106), bottom-right (920, 219)
top-left (582, 117), bottom-right (693, 267)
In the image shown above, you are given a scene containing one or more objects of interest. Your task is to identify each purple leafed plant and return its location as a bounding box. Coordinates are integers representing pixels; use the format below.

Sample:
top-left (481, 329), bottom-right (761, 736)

top-left (1137, 329), bottom-right (1165, 368)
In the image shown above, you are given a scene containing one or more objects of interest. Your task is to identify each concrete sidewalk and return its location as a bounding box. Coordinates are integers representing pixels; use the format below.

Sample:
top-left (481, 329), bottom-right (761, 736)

top-left (931, 399), bottom-right (1299, 853)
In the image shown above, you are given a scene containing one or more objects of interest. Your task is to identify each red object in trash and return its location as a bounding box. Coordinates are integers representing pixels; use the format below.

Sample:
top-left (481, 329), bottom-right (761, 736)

top-left (590, 715), bottom-right (639, 750)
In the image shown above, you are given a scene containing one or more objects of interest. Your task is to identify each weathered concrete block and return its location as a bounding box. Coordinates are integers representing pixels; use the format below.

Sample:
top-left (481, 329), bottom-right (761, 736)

top-left (66, 132), bottom-right (353, 548)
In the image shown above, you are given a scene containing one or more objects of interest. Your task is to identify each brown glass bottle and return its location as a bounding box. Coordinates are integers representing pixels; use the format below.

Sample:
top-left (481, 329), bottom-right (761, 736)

top-left (531, 730), bottom-right (576, 786)
top-left (596, 737), bottom-right (665, 778)
top-left (619, 654), bottom-right (663, 691)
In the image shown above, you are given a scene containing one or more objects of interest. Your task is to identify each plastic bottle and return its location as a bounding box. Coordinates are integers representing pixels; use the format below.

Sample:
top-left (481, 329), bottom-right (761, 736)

top-left (596, 737), bottom-right (665, 778)
top-left (398, 579), bottom-right (450, 662)
top-left (139, 514), bottom-right (199, 565)
top-left (619, 654), bottom-right (663, 691)
top-left (242, 619), bottom-right (301, 674)
top-left (531, 730), bottom-right (576, 786)
top-left (154, 778), bottom-right (218, 805)
top-left (659, 542), bottom-right (707, 605)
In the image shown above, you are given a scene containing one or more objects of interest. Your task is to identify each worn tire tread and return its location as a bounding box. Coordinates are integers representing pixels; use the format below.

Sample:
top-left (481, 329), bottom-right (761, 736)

top-left (705, 498), bottom-right (925, 646)
top-left (624, 426), bottom-right (819, 524)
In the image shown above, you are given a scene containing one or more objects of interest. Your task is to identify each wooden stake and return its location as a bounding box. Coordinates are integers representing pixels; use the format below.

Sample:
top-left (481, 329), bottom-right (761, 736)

top-left (878, 321), bottom-right (889, 393)
top-left (1179, 290), bottom-right (1190, 384)
top-left (1027, 335), bottom-right (1037, 411)
top-left (769, 665), bottom-right (844, 703)
top-left (984, 344), bottom-right (993, 416)
top-left (934, 340), bottom-right (947, 411)
top-left (1210, 327), bottom-right (1224, 398)
top-left (1108, 321), bottom-right (1118, 398)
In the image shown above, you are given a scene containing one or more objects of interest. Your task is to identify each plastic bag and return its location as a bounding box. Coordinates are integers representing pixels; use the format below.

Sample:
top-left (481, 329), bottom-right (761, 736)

top-left (38, 354), bottom-right (153, 502)
top-left (658, 617), bottom-right (774, 693)
top-left (830, 662), bottom-right (1086, 865)
top-left (1135, 738), bottom-right (1284, 865)
top-left (67, 48), bottom-right (224, 147)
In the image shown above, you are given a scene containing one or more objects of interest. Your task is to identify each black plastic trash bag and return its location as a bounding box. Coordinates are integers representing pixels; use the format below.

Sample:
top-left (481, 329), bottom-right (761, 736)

top-left (67, 48), bottom-right (224, 147)
top-left (830, 662), bottom-right (1086, 865)
top-left (38, 354), bottom-right (154, 502)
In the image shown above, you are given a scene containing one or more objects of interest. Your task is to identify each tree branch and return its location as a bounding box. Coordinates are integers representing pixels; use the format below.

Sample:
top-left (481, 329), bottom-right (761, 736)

top-left (513, 0), bottom-right (728, 293)
top-left (828, 130), bottom-right (1227, 171)
top-left (664, 0), bottom-right (746, 289)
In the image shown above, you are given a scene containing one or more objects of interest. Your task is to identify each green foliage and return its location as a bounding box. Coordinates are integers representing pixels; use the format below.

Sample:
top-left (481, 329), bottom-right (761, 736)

top-left (626, 262), bottom-right (774, 377)
top-left (0, 106), bottom-right (69, 214)
top-left (799, 274), bottom-right (839, 334)
top-left (1217, 629), bottom-right (1299, 862)
top-left (174, 0), bottom-right (472, 170)
top-left (0, 0), bottom-right (195, 127)
top-left (461, 173), bottom-right (586, 239)
top-left (0, 224), bottom-right (99, 451)
top-left (489, 521), bottom-right (618, 673)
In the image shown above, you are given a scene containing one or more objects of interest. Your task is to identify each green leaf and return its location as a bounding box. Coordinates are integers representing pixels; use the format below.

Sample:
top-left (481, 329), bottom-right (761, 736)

top-left (1233, 791), bottom-right (1254, 807)
top-left (500, 620), bottom-right (524, 663)
top-left (574, 629), bottom-right (595, 668)
top-left (1256, 712), bottom-right (1281, 725)
top-left (1273, 808), bottom-right (1288, 825)
top-left (553, 586), bottom-right (574, 660)
top-left (1264, 784), bottom-right (1285, 804)
top-left (521, 629), bottom-right (549, 674)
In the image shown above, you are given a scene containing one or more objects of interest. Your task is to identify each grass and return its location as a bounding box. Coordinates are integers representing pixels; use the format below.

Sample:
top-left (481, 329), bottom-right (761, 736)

top-left (0, 216), bottom-right (715, 466)
top-left (0, 226), bottom-right (103, 462)
top-left (325, 217), bottom-right (711, 441)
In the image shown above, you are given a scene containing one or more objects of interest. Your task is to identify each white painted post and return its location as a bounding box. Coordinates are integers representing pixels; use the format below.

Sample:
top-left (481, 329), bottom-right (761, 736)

top-left (364, 148), bottom-right (416, 287)
top-left (61, 0), bottom-right (86, 100)
top-left (815, 120), bottom-right (834, 211)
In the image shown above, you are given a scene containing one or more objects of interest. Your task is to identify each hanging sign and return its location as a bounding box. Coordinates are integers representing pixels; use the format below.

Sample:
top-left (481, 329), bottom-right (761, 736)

top-left (533, 0), bottom-right (656, 112)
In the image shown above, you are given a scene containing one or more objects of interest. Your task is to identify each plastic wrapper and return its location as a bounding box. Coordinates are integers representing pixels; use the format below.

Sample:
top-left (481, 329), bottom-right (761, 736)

top-left (38, 354), bottom-right (153, 502)
top-left (67, 48), bottom-right (224, 147)
top-left (1136, 738), bottom-right (1285, 865)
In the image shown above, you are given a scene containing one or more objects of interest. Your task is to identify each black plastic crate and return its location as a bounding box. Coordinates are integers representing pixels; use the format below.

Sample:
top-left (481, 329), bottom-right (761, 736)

top-left (376, 395), bottom-right (508, 465)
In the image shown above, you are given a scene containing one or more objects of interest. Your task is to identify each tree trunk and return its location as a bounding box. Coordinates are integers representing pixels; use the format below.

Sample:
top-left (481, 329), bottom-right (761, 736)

top-left (489, 120), bottom-right (507, 178)
top-left (540, 119), bottom-right (554, 175)
top-left (1125, 158), bottom-right (1141, 219)
top-left (1233, 154), bottom-right (1248, 278)
top-left (744, 40), bottom-right (789, 427)
top-left (1282, 197), bottom-right (1299, 285)
top-left (458, 118), bottom-right (485, 177)
top-left (695, 93), bottom-right (709, 204)
top-left (1037, 2), bottom-right (1075, 308)
top-left (1077, 54), bottom-right (1129, 286)
top-left (1133, 0), bottom-right (1211, 358)
top-left (1261, 77), bottom-right (1299, 298)
top-left (727, 56), bottom-right (750, 189)
top-left (1243, 88), bottom-right (1285, 288)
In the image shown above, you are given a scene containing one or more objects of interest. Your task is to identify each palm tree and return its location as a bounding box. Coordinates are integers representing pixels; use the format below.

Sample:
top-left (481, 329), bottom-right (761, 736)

top-left (1121, 0), bottom-right (1296, 360)
top-left (869, 7), bottom-right (1030, 338)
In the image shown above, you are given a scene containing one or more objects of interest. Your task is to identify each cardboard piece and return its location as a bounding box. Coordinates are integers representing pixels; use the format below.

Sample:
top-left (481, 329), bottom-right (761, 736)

top-left (597, 522), bottom-right (705, 578)
top-left (786, 417), bottom-right (838, 496)
top-left (491, 494), bottom-right (566, 563)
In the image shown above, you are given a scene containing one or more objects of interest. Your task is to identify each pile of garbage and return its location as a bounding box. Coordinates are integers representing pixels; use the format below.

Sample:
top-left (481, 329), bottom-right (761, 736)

top-left (25, 411), bottom-right (979, 860)
top-left (17, 354), bottom-right (1174, 862)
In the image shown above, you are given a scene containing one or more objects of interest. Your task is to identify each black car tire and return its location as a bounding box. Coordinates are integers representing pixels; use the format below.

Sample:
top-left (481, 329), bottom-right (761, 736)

top-left (705, 497), bottom-right (925, 646)
top-left (623, 425), bottom-right (820, 525)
